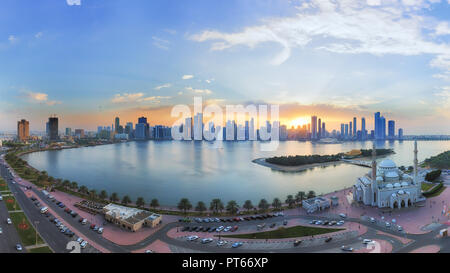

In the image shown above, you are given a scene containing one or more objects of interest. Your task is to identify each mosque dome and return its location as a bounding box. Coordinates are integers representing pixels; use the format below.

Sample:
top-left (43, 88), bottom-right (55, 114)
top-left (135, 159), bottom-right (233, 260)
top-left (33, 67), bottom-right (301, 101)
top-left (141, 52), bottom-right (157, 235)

top-left (379, 159), bottom-right (397, 169)
top-left (386, 183), bottom-right (393, 188)
top-left (385, 171), bottom-right (399, 178)
top-left (401, 182), bottom-right (409, 187)
top-left (394, 183), bottom-right (401, 188)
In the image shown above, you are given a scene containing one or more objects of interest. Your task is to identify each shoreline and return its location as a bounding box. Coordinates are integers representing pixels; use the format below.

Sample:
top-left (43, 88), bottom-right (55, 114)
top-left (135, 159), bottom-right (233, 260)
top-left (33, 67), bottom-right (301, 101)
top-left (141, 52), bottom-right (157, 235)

top-left (252, 158), bottom-right (344, 172)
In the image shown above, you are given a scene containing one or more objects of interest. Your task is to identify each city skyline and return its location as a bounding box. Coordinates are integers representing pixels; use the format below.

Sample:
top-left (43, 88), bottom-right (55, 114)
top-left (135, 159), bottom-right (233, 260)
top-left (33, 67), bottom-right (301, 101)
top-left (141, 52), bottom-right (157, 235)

top-left (1, 0), bottom-right (450, 134)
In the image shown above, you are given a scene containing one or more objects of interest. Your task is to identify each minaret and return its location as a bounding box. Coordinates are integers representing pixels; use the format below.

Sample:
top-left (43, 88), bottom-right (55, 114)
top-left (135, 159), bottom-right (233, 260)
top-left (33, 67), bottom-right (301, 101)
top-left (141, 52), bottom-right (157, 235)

top-left (414, 140), bottom-right (421, 195)
top-left (371, 142), bottom-right (377, 206)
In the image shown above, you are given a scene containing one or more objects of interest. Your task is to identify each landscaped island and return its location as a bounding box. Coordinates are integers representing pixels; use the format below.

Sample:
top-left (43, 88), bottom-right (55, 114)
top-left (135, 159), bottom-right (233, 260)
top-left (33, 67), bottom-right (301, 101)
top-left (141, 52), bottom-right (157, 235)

top-left (264, 149), bottom-right (394, 167)
top-left (423, 150), bottom-right (450, 169)
top-left (221, 225), bottom-right (343, 239)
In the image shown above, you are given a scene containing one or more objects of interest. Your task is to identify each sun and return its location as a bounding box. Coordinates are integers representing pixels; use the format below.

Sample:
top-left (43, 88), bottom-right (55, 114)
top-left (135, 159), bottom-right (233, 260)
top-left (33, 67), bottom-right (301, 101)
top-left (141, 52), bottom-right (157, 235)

top-left (289, 117), bottom-right (309, 128)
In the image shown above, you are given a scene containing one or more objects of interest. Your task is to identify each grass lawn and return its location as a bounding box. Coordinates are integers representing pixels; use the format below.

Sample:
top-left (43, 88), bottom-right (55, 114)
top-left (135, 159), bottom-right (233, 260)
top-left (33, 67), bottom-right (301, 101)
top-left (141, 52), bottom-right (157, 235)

top-left (4, 196), bottom-right (21, 211)
top-left (28, 246), bottom-right (53, 253)
top-left (9, 212), bottom-right (44, 246)
top-left (0, 179), bottom-right (9, 191)
top-left (422, 183), bottom-right (435, 192)
top-left (221, 225), bottom-right (344, 239)
top-left (426, 185), bottom-right (447, 198)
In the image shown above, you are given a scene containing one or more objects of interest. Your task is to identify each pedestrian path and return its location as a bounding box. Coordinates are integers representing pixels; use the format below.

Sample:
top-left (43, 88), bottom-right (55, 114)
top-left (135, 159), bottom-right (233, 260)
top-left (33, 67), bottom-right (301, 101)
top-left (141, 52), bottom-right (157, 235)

top-left (25, 243), bottom-right (49, 250)
top-left (8, 210), bottom-right (24, 213)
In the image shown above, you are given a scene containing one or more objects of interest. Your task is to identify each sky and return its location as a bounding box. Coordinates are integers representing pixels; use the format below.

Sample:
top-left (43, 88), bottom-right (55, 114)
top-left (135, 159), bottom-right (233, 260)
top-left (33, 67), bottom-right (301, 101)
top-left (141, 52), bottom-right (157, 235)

top-left (0, 0), bottom-right (449, 134)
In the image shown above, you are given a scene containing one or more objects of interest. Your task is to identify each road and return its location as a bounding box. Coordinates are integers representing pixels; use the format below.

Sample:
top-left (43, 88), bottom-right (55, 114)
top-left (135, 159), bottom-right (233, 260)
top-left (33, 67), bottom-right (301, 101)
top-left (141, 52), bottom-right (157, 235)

top-left (0, 197), bottom-right (23, 253)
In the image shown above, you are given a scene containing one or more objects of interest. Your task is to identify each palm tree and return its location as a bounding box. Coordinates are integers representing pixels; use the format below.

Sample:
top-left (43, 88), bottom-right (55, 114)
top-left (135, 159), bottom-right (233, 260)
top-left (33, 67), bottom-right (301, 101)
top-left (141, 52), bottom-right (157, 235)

top-left (121, 195), bottom-right (132, 205)
top-left (99, 190), bottom-right (108, 200)
top-left (177, 198), bottom-right (192, 215)
top-left (79, 185), bottom-right (89, 195)
top-left (285, 195), bottom-right (295, 208)
top-left (62, 180), bottom-right (70, 189)
top-left (307, 190), bottom-right (316, 199)
top-left (195, 201), bottom-right (207, 214)
top-left (48, 176), bottom-right (55, 183)
top-left (243, 200), bottom-right (254, 212)
top-left (273, 198), bottom-right (282, 210)
top-left (295, 191), bottom-right (306, 206)
top-left (258, 199), bottom-right (269, 212)
top-left (136, 197), bottom-right (145, 208)
top-left (150, 199), bottom-right (160, 209)
top-left (110, 192), bottom-right (119, 202)
top-left (209, 199), bottom-right (224, 214)
top-left (226, 200), bottom-right (240, 215)
top-left (89, 189), bottom-right (97, 199)
top-left (71, 181), bottom-right (78, 190)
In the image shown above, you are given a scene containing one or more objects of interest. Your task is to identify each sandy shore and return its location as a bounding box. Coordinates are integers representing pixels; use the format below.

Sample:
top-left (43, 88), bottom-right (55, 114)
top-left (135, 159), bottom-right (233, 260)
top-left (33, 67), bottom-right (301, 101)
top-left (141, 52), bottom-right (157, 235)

top-left (252, 158), bottom-right (344, 172)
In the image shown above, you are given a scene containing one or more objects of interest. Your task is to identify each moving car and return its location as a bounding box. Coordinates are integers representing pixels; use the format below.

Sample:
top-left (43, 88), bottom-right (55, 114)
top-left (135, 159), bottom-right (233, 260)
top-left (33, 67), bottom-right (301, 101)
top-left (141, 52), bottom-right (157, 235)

top-left (325, 237), bottom-right (333, 243)
top-left (187, 235), bottom-right (199, 241)
top-left (0, 227), bottom-right (2, 234)
top-left (6, 218), bottom-right (12, 225)
top-left (341, 246), bottom-right (354, 252)
top-left (339, 213), bottom-right (347, 218)
top-left (294, 240), bottom-right (302, 247)
top-left (16, 244), bottom-right (22, 251)
top-left (370, 217), bottom-right (376, 223)
top-left (363, 239), bottom-right (373, 244)
top-left (283, 220), bottom-right (288, 226)
top-left (201, 238), bottom-right (213, 244)
top-left (82, 219), bottom-right (87, 225)
top-left (98, 227), bottom-right (104, 234)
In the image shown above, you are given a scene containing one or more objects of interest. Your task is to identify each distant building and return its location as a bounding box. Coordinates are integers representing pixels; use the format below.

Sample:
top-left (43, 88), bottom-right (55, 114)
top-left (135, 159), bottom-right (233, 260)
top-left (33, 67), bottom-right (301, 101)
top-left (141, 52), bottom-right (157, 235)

top-left (74, 129), bottom-right (85, 138)
top-left (48, 117), bottom-right (59, 141)
top-left (115, 117), bottom-right (120, 133)
top-left (353, 117), bottom-right (357, 138)
top-left (398, 128), bottom-right (404, 140)
top-left (103, 204), bottom-right (162, 232)
top-left (65, 128), bottom-right (72, 137)
top-left (388, 120), bottom-right (395, 140)
top-left (17, 119), bottom-right (29, 141)
top-left (311, 116), bottom-right (317, 140)
top-left (302, 197), bottom-right (331, 213)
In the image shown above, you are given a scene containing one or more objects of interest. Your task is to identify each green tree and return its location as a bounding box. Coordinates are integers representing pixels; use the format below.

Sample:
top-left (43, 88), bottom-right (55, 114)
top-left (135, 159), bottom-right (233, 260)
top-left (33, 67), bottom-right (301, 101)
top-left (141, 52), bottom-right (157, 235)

top-left (226, 200), bottom-right (240, 215)
top-left (121, 195), bottom-right (132, 205)
top-left (295, 191), bottom-right (306, 206)
top-left (243, 200), bottom-right (254, 212)
top-left (89, 189), bottom-right (97, 199)
top-left (110, 192), bottom-right (119, 202)
top-left (99, 190), bottom-right (108, 200)
top-left (209, 199), bottom-right (224, 214)
top-left (307, 190), bottom-right (316, 199)
top-left (62, 180), bottom-right (70, 189)
top-left (79, 185), bottom-right (89, 195)
top-left (71, 181), bottom-right (78, 190)
top-left (258, 199), bottom-right (269, 212)
top-left (136, 197), bottom-right (145, 208)
top-left (178, 198), bottom-right (192, 215)
top-left (150, 199), bottom-right (160, 209)
top-left (195, 201), bottom-right (207, 214)
top-left (273, 198), bottom-right (282, 210)
top-left (285, 195), bottom-right (295, 208)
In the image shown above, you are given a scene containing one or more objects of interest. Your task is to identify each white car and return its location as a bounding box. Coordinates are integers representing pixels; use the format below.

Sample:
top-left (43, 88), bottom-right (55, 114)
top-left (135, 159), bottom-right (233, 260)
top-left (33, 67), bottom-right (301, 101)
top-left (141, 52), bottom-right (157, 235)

top-left (81, 219), bottom-right (87, 225)
top-left (0, 196), bottom-right (3, 201)
top-left (0, 227), bottom-right (2, 234)
top-left (397, 226), bottom-right (403, 231)
top-left (187, 235), bottom-right (199, 241)
top-left (216, 226), bottom-right (224, 232)
top-left (80, 241), bottom-right (88, 249)
top-left (145, 250), bottom-right (154, 253)
top-left (6, 218), bottom-right (12, 225)
top-left (363, 239), bottom-right (373, 244)
top-left (217, 240), bottom-right (228, 247)
top-left (76, 237), bottom-right (84, 244)
top-left (339, 213), bottom-right (347, 218)
top-left (370, 217), bottom-right (376, 223)
top-left (385, 222), bottom-right (391, 228)
top-left (16, 244), bottom-right (22, 251)
top-left (224, 226), bottom-right (232, 232)
top-left (201, 238), bottom-right (213, 244)
top-left (98, 227), bottom-right (104, 234)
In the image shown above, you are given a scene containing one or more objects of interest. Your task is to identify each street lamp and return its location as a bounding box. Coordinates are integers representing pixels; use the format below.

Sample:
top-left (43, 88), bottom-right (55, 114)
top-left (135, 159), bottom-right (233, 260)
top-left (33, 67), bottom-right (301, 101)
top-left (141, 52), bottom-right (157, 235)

top-left (34, 221), bottom-right (39, 246)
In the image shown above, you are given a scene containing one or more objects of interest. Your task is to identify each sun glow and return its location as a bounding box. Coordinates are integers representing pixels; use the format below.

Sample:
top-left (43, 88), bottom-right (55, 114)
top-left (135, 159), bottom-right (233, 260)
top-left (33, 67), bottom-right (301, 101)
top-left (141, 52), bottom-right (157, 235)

top-left (289, 117), bottom-right (309, 128)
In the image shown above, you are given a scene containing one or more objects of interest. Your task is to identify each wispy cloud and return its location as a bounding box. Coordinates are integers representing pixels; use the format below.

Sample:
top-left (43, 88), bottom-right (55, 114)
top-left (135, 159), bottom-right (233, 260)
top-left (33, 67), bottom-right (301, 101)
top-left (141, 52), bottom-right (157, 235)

top-left (66, 0), bottom-right (81, 6)
top-left (154, 83), bottom-right (172, 90)
top-left (35, 32), bottom-right (43, 39)
top-left (152, 36), bottom-right (170, 50)
top-left (8, 35), bottom-right (17, 44)
top-left (190, 0), bottom-right (450, 74)
top-left (23, 91), bottom-right (61, 106)
top-left (185, 86), bottom-right (212, 95)
top-left (182, 75), bottom-right (194, 80)
top-left (111, 93), bottom-right (144, 103)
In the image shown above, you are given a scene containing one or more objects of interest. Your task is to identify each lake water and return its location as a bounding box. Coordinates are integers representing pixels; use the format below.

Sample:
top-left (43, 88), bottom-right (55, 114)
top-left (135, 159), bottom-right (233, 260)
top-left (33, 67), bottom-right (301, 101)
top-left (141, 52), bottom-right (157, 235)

top-left (21, 140), bottom-right (450, 206)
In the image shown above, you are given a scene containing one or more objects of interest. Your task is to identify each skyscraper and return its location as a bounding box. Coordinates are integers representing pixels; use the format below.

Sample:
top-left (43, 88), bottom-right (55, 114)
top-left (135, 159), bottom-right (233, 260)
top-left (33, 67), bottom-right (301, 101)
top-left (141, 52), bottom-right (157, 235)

top-left (48, 116), bottom-right (59, 141)
top-left (353, 117), bottom-right (357, 137)
top-left (398, 128), bottom-right (404, 140)
top-left (345, 124), bottom-right (349, 138)
top-left (388, 120), bottom-right (395, 139)
top-left (136, 116), bottom-right (150, 140)
top-left (249, 118), bottom-right (255, 141)
top-left (374, 112), bottom-right (381, 140)
top-left (245, 120), bottom-right (249, 140)
top-left (361, 117), bottom-right (366, 140)
top-left (193, 113), bottom-right (203, 141)
top-left (340, 124), bottom-right (345, 138)
top-left (226, 120), bottom-right (234, 141)
top-left (17, 119), bottom-right (29, 141)
top-left (184, 117), bottom-right (192, 140)
top-left (115, 117), bottom-right (120, 133)
top-left (349, 121), bottom-right (352, 137)
top-left (318, 118), bottom-right (322, 139)
top-left (311, 116), bottom-right (317, 140)
top-left (380, 116), bottom-right (386, 139)
top-left (321, 122), bottom-right (325, 138)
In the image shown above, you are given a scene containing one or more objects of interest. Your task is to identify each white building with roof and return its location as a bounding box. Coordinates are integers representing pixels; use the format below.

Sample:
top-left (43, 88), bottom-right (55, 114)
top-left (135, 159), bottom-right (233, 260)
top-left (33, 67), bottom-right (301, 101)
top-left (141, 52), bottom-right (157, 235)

top-left (353, 141), bottom-right (423, 209)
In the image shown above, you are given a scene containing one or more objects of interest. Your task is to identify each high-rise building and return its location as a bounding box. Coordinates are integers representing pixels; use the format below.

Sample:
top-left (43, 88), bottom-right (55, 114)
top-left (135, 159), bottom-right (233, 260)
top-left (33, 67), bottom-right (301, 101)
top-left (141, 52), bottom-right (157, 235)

top-left (345, 124), bottom-right (349, 138)
top-left (388, 120), bottom-right (395, 139)
top-left (249, 118), bottom-right (255, 141)
top-left (318, 118), bottom-right (322, 139)
top-left (311, 116), bottom-right (317, 140)
top-left (66, 128), bottom-right (72, 137)
top-left (17, 119), bottom-right (29, 141)
top-left (353, 117), bottom-right (357, 137)
top-left (226, 120), bottom-right (235, 141)
top-left (184, 117), bottom-right (192, 140)
top-left (193, 113), bottom-right (203, 141)
top-left (398, 128), bottom-right (404, 140)
top-left (349, 121), bottom-right (352, 137)
top-left (380, 116), bottom-right (386, 139)
top-left (340, 124), bottom-right (345, 138)
top-left (48, 117), bottom-right (59, 141)
top-left (321, 122), bottom-right (325, 138)
top-left (74, 129), bottom-right (85, 138)
top-left (136, 117), bottom-right (150, 140)
top-left (115, 117), bottom-right (120, 133)
top-left (245, 120), bottom-right (249, 140)
top-left (361, 117), bottom-right (366, 140)
top-left (374, 112), bottom-right (381, 140)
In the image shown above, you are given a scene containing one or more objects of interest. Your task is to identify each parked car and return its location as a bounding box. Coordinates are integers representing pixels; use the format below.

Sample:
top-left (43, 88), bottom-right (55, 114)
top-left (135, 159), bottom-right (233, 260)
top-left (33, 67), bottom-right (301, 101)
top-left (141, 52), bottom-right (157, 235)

top-left (363, 239), bottom-right (373, 244)
top-left (231, 242), bottom-right (243, 248)
top-left (76, 237), bottom-right (84, 244)
top-left (187, 235), bottom-right (199, 241)
top-left (217, 240), bottom-right (228, 247)
top-left (80, 241), bottom-right (88, 249)
top-left (98, 227), bottom-right (104, 234)
top-left (90, 224), bottom-right (95, 229)
top-left (224, 226), bottom-right (232, 232)
top-left (341, 246), bottom-right (354, 252)
top-left (6, 218), bottom-right (12, 225)
top-left (325, 237), bottom-right (333, 243)
top-left (231, 226), bottom-right (239, 232)
top-left (397, 226), bottom-right (403, 231)
top-left (385, 222), bottom-right (391, 228)
top-left (339, 213), bottom-right (347, 218)
top-left (82, 219), bottom-right (87, 225)
top-left (181, 226), bottom-right (189, 232)
top-left (0, 227), bottom-right (2, 234)
top-left (294, 240), bottom-right (302, 246)
top-left (216, 226), bottom-right (224, 232)
top-left (201, 238), bottom-right (213, 244)
top-left (16, 244), bottom-right (22, 251)
top-left (283, 220), bottom-right (288, 226)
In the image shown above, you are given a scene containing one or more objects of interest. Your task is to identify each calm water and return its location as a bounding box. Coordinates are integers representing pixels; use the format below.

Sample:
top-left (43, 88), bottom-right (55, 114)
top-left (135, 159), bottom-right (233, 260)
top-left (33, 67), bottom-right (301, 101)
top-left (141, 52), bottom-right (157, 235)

top-left (21, 140), bottom-right (450, 206)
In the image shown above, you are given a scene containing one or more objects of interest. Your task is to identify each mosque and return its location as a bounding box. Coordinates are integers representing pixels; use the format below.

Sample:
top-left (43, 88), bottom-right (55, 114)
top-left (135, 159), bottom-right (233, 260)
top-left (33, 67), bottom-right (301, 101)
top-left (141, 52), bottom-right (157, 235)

top-left (353, 141), bottom-right (423, 209)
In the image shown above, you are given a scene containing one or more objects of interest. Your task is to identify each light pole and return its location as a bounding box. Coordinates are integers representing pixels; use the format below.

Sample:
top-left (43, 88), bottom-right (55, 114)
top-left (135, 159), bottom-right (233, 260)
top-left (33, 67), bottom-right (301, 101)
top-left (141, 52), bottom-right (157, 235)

top-left (34, 221), bottom-right (39, 246)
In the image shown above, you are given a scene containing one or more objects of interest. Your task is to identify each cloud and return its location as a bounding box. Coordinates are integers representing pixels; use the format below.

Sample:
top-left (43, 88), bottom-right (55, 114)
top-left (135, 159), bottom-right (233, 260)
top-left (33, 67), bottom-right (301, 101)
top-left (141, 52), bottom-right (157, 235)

top-left (434, 22), bottom-right (450, 36)
top-left (154, 83), bottom-right (172, 90)
top-left (185, 86), bottom-right (212, 95)
top-left (152, 36), bottom-right (170, 50)
top-left (111, 93), bottom-right (144, 103)
top-left (190, 0), bottom-right (450, 75)
top-left (182, 75), bottom-right (194, 80)
top-left (24, 91), bottom-right (61, 106)
top-left (66, 0), bottom-right (81, 6)
top-left (205, 78), bottom-right (215, 84)
top-left (8, 35), bottom-right (17, 44)
top-left (35, 32), bottom-right (43, 39)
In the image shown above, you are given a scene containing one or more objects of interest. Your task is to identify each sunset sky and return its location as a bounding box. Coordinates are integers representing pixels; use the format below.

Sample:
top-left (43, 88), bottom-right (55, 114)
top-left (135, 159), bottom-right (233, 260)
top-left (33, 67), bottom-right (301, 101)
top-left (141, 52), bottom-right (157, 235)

top-left (0, 0), bottom-right (449, 134)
